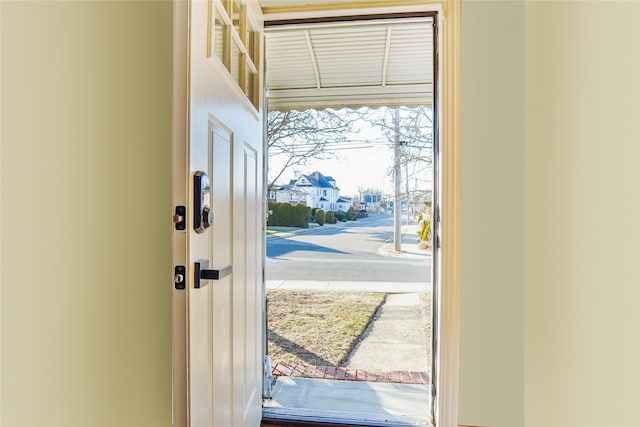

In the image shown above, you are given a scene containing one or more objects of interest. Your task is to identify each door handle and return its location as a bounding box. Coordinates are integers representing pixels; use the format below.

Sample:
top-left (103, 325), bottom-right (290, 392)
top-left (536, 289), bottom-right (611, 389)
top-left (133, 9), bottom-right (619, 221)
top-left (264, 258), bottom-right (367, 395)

top-left (194, 259), bottom-right (232, 288)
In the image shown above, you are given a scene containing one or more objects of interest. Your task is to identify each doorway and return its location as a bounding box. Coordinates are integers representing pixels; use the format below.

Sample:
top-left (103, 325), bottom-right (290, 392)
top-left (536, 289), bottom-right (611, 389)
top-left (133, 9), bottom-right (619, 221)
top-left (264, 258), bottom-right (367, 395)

top-left (261, 13), bottom-right (438, 427)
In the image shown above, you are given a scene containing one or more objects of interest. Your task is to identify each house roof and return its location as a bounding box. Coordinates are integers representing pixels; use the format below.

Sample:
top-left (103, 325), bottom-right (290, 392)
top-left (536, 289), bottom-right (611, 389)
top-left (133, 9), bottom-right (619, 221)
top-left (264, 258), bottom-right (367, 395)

top-left (336, 197), bottom-right (349, 203)
top-left (275, 185), bottom-right (308, 195)
top-left (319, 197), bottom-right (328, 201)
top-left (292, 171), bottom-right (340, 190)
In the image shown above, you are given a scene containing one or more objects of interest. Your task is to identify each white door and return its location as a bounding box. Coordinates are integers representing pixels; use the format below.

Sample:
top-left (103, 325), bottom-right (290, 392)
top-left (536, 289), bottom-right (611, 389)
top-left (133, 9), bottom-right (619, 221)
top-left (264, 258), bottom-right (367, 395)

top-left (173, 1), bottom-right (265, 426)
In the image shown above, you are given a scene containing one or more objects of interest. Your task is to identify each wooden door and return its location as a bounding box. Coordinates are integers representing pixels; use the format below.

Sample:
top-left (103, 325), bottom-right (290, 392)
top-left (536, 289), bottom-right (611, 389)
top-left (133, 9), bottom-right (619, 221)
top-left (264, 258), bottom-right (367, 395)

top-left (173, 1), bottom-right (264, 426)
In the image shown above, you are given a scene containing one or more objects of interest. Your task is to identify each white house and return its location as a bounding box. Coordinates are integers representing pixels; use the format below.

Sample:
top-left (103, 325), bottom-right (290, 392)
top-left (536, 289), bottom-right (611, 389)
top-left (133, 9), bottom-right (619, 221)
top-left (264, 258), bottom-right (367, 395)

top-left (336, 196), bottom-right (352, 212)
top-left (268, 186), bottom-right (309, 205)
top-left (289, 171), bottom-right (342, 211)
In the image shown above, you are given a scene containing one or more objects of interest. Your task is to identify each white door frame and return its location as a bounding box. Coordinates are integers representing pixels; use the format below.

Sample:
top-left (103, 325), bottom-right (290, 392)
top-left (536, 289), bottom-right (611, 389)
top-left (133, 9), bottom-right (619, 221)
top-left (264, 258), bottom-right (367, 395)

top-left (261, 3), bottom-right (461, 427)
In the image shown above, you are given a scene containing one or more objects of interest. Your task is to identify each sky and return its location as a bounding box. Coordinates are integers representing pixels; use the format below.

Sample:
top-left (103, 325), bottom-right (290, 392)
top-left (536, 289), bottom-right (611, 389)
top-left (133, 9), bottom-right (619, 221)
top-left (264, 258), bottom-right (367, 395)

top-left (268, 109), bottom-right (433, 199)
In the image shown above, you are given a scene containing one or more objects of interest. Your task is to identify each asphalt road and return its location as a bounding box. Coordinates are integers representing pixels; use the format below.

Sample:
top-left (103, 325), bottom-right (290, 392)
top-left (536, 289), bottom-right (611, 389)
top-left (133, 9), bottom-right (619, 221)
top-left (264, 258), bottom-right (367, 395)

top-left (266, 214), bottom-right (431, 283)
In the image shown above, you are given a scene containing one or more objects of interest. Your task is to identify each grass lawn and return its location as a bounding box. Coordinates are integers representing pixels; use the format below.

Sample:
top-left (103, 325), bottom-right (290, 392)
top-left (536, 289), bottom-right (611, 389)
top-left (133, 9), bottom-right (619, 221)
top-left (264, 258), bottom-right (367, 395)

top-left (267, 290), bottom-right (385, 367)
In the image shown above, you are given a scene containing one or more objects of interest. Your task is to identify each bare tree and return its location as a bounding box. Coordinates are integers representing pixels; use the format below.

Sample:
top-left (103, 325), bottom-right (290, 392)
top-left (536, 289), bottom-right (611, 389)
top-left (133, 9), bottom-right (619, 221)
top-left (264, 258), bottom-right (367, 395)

top-left (267, 108), bottom-right (363, 188)
top-left (375, 105), bottom-right (433, 167)
top-left (373, 106), bottom-right (434, 196)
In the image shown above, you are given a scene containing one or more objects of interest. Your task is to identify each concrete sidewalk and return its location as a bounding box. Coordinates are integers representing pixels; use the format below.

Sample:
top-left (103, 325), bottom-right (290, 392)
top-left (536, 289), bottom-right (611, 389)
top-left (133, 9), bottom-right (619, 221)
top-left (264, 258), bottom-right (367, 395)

top-left (266, 279), bottom-right (429, 293)
top-left (346, 292), bottom-right (430, 372)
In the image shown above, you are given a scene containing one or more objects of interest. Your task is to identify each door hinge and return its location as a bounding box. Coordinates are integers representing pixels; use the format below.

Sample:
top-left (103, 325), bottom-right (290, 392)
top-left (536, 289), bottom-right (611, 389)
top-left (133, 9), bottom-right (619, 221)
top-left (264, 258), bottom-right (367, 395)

top-left (174, 265), bottom-right (186, 290)
top-left (173, 205), bottom-right (186, 230)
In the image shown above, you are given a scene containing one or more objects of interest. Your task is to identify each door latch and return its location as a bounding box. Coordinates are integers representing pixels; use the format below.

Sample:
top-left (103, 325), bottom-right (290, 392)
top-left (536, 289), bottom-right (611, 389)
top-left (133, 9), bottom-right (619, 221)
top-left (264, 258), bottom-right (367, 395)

top-left (173, 205), bottom-right (186, 231)
top-left (174, 265), bottom-right (186, 290)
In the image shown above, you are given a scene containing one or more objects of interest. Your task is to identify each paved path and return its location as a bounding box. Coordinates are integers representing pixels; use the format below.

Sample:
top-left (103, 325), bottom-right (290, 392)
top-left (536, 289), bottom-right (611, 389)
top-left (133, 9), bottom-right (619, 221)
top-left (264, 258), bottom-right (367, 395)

top-left (346, 293), bottom-right (430, 372)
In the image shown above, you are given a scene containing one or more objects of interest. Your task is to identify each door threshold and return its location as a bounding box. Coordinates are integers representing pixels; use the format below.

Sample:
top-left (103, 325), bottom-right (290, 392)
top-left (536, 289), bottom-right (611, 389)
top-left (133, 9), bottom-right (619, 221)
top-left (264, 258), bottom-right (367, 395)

top-left (263, 377), bottom-right (431, 427)
top-left (263, 406), bottom-right (427, 427)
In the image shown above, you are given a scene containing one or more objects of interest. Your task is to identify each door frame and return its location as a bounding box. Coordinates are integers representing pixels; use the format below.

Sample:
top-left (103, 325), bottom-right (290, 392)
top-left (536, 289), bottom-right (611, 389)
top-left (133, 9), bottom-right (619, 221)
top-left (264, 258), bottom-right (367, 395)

top-left (432, 2), bottom-right (461, 426)
top-left (260, 3), bottom-right (460, 426)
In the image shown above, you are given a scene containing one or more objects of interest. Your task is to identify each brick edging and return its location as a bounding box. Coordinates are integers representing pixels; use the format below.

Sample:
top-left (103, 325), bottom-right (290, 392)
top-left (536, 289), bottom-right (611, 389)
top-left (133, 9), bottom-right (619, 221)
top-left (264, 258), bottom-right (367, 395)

top-left (272, 363), bottom-right (429, 385)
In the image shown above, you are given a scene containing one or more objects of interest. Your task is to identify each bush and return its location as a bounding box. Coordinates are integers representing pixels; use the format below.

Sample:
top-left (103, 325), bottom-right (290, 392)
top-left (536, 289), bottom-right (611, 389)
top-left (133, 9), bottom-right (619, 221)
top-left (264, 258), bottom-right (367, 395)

top-left (417, 209), bottom-right (432, 241)
top-left (292, 204), bottom-right (311, 228)
top-left (347, 206), bottom-right (357, 221)
top-left (268, 203), bottom-right (310, 228)
top-left (315, 209), bottom-right (325, 226)
top-left (418, 217), bottom-right (431, 241)
top-left (326, 211), bottom-right (336, 224)
top-left (334, 211), bottom-right (348, 222)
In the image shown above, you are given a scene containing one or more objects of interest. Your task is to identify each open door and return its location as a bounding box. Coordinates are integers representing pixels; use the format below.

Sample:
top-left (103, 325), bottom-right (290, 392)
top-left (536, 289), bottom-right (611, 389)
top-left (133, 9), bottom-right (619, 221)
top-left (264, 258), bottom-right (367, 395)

top-left (173, 1), bottom-right (265, 426)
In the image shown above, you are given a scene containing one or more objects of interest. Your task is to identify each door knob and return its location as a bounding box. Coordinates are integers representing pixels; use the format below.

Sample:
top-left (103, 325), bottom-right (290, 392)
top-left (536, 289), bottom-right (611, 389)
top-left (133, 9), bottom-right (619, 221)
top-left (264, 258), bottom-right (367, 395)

top-left (194, 259), bottom-right (232, 288)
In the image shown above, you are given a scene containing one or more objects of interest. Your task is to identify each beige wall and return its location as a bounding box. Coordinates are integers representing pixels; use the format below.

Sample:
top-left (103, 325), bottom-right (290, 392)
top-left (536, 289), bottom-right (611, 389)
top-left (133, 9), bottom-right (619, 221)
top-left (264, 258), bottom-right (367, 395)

top-left (2, 1), bottom-right (639, 426)
top-left (524, 1), bottom-right (639, 426)
top-left (460, 1), bottom-right (525, 426)
top-left (1, 1), bottom-right (174, 425)
top-left (461, 1), bottom-right (640, 426)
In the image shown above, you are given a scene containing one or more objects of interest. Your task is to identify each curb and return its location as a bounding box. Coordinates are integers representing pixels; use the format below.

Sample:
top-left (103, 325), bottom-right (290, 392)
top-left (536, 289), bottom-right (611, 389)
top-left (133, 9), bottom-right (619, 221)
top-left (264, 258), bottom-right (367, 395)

top-left (266, 221), bottom-right (350, 241)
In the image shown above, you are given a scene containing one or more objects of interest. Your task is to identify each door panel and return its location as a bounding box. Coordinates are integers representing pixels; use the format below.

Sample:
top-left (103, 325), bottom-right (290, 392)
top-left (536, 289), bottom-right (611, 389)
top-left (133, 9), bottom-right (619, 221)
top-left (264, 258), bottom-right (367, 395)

top-left (183, 1), bottom-right (264, 426)
top-left (233, 145), bottom-right (261, 424)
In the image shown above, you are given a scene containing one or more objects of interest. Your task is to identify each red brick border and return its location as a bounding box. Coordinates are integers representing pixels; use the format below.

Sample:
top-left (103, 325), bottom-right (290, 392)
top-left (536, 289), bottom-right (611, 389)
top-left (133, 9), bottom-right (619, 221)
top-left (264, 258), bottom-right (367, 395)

top-left (272, 363), bottom-right (429, 385)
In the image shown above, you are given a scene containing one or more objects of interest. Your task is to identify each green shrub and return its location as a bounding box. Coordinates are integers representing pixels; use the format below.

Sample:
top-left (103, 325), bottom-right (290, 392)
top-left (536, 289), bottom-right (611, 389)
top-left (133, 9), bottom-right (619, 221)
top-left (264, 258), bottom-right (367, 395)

top-left (347, 206), bottom-right (357, 221)
top-left (292, 204), bottom-right (311, 228)
top-left (315, 209), bottom-right (325, 226)
top-left (268, 203), bottom-right (310, 228)
top-left (326, 211), bottom-right (336, 224)
top-left (334, 211), bottom-right (348, 222)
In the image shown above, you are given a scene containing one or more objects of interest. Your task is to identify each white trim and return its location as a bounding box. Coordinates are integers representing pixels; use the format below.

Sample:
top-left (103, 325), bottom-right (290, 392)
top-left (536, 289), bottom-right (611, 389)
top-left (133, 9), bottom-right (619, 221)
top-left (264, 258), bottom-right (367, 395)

top-left (268, 83), bottom-right (432, 111)
top-left (263, 3), bottom-right (442, 22)
top-left (265, 16), bottom-right (433, 31)
top-left (435, 1), bottom-right (461, 426)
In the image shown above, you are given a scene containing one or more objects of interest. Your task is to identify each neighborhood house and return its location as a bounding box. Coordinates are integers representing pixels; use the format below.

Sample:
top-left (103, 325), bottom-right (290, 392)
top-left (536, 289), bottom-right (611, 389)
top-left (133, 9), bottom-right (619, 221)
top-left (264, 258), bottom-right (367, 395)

top-left (269, 171), bottom-right (348, 211)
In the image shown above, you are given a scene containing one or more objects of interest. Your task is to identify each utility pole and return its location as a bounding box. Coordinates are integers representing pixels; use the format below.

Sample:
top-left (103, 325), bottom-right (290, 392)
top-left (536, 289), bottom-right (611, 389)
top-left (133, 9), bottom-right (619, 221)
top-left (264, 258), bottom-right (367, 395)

top-left (405, 161), bottom-right (411, 225)
top-left (393, 108), bottom-right (402, 251)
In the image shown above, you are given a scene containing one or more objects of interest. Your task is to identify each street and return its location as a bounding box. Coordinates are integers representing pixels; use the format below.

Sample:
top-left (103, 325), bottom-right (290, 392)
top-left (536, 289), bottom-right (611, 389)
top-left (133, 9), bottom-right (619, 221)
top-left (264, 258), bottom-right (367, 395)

top-left (266, 214), bottom-right (431, 283)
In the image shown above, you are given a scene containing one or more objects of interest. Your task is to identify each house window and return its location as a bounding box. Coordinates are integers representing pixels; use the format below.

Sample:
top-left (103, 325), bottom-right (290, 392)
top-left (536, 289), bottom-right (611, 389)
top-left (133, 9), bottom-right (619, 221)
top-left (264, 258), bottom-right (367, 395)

top-left (323, 190), bottom-right (327, 196)
top-left (269, 191), bottom-right (275, 199)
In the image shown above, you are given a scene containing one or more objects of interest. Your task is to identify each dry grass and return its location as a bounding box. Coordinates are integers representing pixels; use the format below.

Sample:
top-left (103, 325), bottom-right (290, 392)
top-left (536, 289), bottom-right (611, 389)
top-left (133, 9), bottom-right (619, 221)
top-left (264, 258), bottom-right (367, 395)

top-left (267, 290), bottom-right (385, 367)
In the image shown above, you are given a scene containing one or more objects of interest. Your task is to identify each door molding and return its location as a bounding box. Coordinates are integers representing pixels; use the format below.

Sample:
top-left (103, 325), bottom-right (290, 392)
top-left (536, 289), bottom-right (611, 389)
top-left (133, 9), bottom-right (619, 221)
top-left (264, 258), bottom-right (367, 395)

top-left (434, 1), bottom-right (461, 427)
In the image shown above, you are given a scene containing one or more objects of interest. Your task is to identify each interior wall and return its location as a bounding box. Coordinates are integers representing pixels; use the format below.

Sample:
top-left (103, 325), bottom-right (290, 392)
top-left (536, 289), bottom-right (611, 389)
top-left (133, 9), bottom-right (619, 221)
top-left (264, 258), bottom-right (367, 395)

top-left (459, 1), bottom-right (525, 426)
top-left (524, 2), bottom-right (640, 426)
top-left (1, 1), bottom-right (173, 425)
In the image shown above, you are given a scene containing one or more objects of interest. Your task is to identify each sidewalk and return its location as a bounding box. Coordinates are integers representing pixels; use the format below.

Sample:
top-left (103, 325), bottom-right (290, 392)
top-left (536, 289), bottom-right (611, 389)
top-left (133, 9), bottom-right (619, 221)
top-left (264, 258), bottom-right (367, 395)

top-left (377, 223), bottom-right (430, 260)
